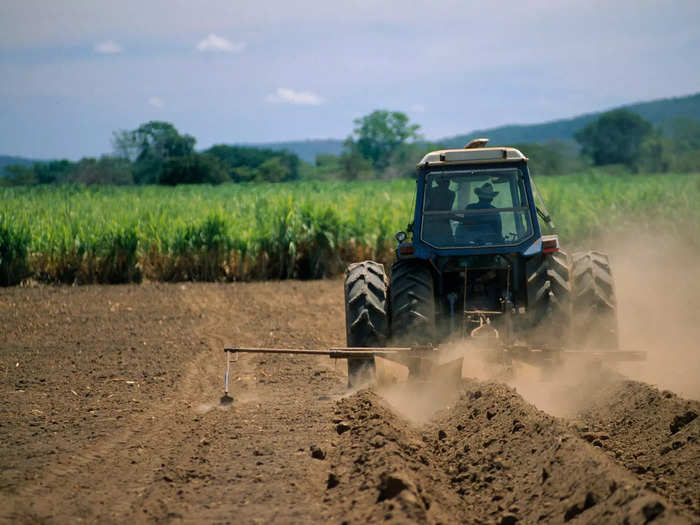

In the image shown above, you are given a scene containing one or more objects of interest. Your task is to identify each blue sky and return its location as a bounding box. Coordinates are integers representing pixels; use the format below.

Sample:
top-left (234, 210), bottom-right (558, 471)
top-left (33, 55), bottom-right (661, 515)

top-left (1, 0), bottom-right (699, 159)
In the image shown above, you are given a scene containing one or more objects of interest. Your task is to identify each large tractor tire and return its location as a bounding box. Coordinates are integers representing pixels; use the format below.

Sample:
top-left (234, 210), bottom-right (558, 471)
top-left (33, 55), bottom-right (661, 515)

top-left (344, 261), bottom-right (388, 387)
top-left (526, 250), bottom-right (571, 348)
top-left (389, 260), bottom-right (436, 345)
top-left (570, 251), bottom-right (619, 350)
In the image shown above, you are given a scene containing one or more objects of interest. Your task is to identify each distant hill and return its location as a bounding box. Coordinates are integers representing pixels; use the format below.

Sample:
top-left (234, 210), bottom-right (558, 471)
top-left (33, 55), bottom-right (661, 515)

top-left (440, 92), bottom-right (700, 148)
top-left (247, 92), bottom-right (700, 161)
top-left (4, 93), bottom-right (699, 166)
top-left (0, 155), bottom-right (43, 176)
top-left (242, 139), bottom-right (345, 163)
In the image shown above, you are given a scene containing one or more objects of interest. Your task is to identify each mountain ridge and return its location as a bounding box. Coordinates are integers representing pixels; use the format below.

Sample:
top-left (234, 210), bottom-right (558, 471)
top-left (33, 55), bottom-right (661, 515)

top-left (3, 92), bottom-right (698, 168)
top-left (247, 92), bottom-right (700, 161)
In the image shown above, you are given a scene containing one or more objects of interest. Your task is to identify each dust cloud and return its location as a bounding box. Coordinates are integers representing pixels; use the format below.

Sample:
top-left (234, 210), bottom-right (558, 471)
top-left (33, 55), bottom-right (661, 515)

top-left (377, 231), bottom-right (700, 421)
top-left (511, 231), bottom-right (700, 415)
top-left (375, 342), bottom-right (497, 423)
top-left (604, 232), bottom-right (700, 400)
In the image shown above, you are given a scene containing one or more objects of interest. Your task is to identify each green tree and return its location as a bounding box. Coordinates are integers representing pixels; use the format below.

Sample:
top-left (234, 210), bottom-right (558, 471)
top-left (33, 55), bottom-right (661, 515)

top-left (232, 165), bottom-right (256, 183)
top-left (348, 110), bottom-right (421, 170)
top-left (383, 142), bottom-right (425, 178)
top-left (159, 154), bottom-right (229, 185)
top-left (205, 144), bottom-right (300, 182)
top-left (33, 160), bottom-right (75, 184)
top-left (1, 165), bottom-right (37, 186)
top-left (668, 117), bottom-right (700, 151)
top-left (113, 121), bottom-right (196, 184)
top-left (256, 157), bottom-right (289, 182)
top-left (637, 134), bottom-right (673, 173)
top-left (340, 139), bottom-right (373, 180)
top-left (70, 156), bottom-right (134, 185)
top-left (575, 109), bottom-right (652, 168)
top-left (313, 154), bottom-right (342, 179)
top-left (666, 117), bottom-right (700, 172)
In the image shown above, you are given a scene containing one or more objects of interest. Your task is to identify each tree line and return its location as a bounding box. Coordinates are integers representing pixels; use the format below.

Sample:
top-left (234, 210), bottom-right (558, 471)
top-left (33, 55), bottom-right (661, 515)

top-left (2, 121), bottom-right (301, 186)
top-left (2, 109), bottom-right (699, 186)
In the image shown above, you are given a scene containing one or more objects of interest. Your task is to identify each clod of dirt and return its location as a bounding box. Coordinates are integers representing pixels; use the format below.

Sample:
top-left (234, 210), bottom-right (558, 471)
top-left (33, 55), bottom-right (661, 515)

top-left (369, 434), bottom-right (385, 448)
top-left (670, 411), bottom-right (697, 434)
top-left (642, 501), bottom-right (666, 522)
top-left (326, 472), bottom-right (340, 489)
top-left (336, 422), bottom-right (351, 434)
top-left (376, 473), bottom-right (411, 502)
top-left (563, 492), bottom-right (598, 521)
top-left (310, 445), bottom-right (326, 460)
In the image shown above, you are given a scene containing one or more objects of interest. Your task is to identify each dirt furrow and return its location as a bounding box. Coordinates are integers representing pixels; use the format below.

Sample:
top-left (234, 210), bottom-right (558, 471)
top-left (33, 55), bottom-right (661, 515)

top-left (569, 379), bottom-right (700, 518)
top-left (324, 381), bottom-right (695, 524)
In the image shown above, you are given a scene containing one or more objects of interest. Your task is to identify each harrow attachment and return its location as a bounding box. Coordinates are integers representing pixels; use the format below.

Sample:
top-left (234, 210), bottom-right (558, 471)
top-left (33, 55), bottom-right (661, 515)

top-left (220, 344), bottom-right (646, 403)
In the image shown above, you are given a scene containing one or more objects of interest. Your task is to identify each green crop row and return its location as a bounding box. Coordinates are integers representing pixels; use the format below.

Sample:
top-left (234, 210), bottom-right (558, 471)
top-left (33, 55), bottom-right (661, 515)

top-left (1, 172), bottom-right (699, 285)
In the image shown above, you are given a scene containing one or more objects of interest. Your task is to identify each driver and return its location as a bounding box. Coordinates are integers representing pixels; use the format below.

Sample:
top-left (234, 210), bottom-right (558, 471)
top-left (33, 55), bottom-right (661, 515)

top-left (459, 182), bottom-right (503, 242)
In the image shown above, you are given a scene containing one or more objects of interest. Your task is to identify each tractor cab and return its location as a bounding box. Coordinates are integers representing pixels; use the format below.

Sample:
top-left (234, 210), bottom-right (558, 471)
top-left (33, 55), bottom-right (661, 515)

top-left (399, 139), bottom-right (554, 259)
top-left (393, 139), bottom-right (563, 345)
top-left (421, 166), bottom-right (534, 249)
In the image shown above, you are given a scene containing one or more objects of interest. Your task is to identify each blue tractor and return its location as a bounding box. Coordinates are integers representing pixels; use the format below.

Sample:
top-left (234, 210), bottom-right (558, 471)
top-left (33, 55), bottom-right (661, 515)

top-left (344, 139), bottom-right (619, 385)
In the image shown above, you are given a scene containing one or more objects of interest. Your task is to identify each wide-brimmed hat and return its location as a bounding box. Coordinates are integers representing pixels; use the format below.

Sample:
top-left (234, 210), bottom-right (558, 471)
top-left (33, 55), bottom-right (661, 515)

top-left (474, 182), bottom-right (499, 199)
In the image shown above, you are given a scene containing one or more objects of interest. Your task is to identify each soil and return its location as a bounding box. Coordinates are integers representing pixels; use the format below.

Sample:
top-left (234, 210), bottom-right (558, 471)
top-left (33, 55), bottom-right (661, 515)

top-left (1, 280), bottom-right (698, 524)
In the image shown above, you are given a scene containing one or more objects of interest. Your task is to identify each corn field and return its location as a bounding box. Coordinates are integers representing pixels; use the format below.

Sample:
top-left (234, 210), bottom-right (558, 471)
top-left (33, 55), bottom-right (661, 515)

top-left (1, 173), bottom-right (699, 285)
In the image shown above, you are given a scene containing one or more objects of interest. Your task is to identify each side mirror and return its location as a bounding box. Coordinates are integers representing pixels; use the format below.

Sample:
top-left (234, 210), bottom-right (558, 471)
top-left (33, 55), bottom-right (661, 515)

top-left (395, 231), bottom-right (407, 243)
top-left (407, 222), bottom-right (413, 233)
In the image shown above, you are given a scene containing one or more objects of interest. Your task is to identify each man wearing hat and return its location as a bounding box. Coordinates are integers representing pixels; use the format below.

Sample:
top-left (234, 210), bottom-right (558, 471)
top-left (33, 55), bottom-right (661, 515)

top-left (458, 182), bottom-right (503, 243)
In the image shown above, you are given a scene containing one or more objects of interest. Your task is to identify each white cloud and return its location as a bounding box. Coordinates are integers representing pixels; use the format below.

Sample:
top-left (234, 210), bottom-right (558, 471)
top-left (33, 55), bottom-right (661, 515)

top-left (196, 33), bottom-right (245, 53)
top-left (266, 88), bottom-right (323, 106)
top-left (94, 40), bottom-right (123, 54)
top-left (148, 96), bottom-right (164, 108)
top-left (410, 104), bottom-right (426, 113)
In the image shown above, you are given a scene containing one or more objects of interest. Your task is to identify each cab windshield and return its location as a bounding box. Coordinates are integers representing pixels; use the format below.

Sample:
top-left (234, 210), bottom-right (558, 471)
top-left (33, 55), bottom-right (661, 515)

top-left (420, 168), bottom-right (533, 248)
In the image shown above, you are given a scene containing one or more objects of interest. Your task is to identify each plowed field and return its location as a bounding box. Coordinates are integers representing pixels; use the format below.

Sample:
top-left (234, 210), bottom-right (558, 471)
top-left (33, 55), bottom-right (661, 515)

top-left (1, 255), bottom-right (699, 523)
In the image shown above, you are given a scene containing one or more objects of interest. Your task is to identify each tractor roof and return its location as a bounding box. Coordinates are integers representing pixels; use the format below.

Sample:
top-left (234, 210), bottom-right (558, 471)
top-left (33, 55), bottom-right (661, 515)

top-left (418, 146), bottom-right (527, 167)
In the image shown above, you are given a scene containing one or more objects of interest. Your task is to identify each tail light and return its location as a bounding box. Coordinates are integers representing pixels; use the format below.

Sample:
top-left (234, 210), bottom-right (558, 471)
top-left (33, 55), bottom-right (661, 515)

top-left (541, 235), bottom-right (559, 254)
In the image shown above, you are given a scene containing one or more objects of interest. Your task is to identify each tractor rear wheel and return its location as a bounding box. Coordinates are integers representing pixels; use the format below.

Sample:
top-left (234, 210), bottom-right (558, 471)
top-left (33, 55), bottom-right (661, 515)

top-left (389, 260), bottom-right (436, 345)
top-left (570, 251), bottom-right (619, 350)
top-left (344, 261), bottom-right (388, 387)
top-left (527, 250), bottom-right (571, 347)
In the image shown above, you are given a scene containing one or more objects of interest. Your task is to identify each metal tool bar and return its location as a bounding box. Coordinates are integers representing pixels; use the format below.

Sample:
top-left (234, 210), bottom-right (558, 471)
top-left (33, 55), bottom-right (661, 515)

top-left (223, 345), bottom-right (438, 367)
top-left (559, 350), bottom-right (647, 361)
top-left (225, 347), bottom-right (337, 356)
top-left (224, 346), bottom-right (423, 355)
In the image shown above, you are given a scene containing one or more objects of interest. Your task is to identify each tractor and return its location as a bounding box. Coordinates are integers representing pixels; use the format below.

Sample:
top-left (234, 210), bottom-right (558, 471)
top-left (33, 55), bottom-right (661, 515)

top-left (343, 139), bottom-right (619, 386)
top-left (222, 139), bottom-right (639, 399)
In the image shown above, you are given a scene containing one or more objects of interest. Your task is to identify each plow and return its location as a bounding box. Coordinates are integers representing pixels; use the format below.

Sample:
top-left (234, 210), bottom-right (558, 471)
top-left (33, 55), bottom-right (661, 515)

top-left (221, 139), bottom-right (648, 402)
top-left (221, 341), bottom-right (646, 403)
